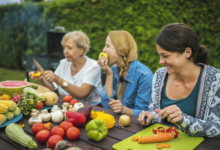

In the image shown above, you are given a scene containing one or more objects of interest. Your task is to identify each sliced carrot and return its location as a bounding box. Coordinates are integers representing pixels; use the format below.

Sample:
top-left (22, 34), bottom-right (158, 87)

top-left (132, 137), bottom-right (139, 141)
top-left (138, 132), bottom-right (175, 143)
top-left (157, 144), bottom-right (163, 149)
top-left (157, 144), bottom-right (171, 149)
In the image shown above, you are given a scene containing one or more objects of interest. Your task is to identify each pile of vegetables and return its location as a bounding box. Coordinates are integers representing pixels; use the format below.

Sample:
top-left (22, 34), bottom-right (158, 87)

top-left (0, 100), bottom-right (21, 126)
top-left (18, 87), bottom-right (46, 115)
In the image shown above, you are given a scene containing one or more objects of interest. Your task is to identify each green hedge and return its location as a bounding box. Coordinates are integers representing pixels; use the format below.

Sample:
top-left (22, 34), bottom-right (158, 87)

top-left (0, 0), bottom-right (220, 73)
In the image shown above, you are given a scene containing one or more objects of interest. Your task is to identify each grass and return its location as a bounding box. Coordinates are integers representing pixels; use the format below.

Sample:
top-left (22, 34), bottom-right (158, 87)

top-left (0, 67), bottom-right (40, 84)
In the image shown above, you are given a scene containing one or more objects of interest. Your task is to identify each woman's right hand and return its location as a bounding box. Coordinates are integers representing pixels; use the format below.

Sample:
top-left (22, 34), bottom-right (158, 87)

top-left (137, 111), bottom-right (154, 126)
top-left (29, 71), bottom-right (44, 81)
top-left (98, 56), bottom-right (112, 75)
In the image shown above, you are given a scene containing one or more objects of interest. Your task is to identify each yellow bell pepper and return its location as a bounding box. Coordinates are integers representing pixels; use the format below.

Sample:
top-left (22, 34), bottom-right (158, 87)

top-left (31, 71), bottom-right (41, 77)
top-left (90, 109), bottom-right (115, 129)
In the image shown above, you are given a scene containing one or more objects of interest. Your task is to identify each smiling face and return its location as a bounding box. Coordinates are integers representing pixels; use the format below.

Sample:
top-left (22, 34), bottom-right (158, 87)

top-left (63, 38), bottom-right (84, 62)
top-left (156, 44), bottom-right (191, 75)
top-left (102, 36), bottom-right (122, 66)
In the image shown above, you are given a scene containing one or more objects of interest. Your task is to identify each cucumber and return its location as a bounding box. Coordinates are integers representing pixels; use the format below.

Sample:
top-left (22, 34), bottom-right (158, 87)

top-left (5, 123), bottom-right (38, 150)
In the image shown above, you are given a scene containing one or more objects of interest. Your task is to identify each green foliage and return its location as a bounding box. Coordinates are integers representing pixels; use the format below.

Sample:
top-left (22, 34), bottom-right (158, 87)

top-left (0, 0), bottom-right (220, 72)
top-left (0, 2), bottom-right (52, 69)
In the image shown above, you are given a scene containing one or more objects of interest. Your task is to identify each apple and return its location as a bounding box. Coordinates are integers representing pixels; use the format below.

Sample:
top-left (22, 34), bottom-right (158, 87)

top-left (99, 52), bottom-right (109, 59)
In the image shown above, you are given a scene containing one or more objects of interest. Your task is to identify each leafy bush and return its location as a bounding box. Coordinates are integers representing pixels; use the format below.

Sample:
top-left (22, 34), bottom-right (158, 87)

top-left (0, 0), bottom-right (219, 72)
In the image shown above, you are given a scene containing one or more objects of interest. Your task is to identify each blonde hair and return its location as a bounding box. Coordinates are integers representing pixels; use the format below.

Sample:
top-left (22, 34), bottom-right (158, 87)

top-left (108, 30), bottom-right (138, 99)
top-left (61, 30), bottom-right (90, 55)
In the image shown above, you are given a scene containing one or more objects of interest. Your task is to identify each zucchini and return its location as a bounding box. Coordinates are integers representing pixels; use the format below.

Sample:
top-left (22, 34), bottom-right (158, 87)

top-left (5, 123), bottom-right (38, 150)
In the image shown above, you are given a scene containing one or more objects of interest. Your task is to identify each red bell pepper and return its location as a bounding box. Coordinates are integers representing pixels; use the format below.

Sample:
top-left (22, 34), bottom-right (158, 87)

top-left (152, 129), bottom-right (157, 134)
top-left (158, 127), bottom-right (165, 132)
top-left (65, 111), bottom-right (86, 127)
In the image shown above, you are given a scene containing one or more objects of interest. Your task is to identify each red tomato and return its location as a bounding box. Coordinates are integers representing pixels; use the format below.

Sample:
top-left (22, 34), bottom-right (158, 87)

top-left (69, 99), bottom-right (79, 107)
top-left (50, 126), bottom-right (65, 137)
top-left (63, 96), bottom-right (73, 103)
top-left (59, 121), bottom-right (74, 132)
top-left (36, 101), bottom-right (44, 110)
top-left (47, 135), bottom-right (63, 149)
top-left (66, 127), bottom-right (80, 140)
top-left (36, 130), bottom-right (51, 143)
top-left (32, 123), bottom-right (45, 135)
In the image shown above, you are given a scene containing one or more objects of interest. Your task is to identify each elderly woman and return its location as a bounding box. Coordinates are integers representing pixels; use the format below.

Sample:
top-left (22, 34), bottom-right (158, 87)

top-left (30, 31), bottom-right (102, 105)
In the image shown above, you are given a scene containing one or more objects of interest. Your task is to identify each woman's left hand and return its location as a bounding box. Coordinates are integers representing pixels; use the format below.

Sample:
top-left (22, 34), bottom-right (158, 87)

top-left (44, 70), bottom-right (58, 83)
top-left (156, 105), bottom-right (183, 123)
top-left (108, 99), bottom-right (123, 113)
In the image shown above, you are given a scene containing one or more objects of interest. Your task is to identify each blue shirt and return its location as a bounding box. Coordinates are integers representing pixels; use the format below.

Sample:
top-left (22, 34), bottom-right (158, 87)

top-left (101, 60), bottom-right (153, 117)
top-left (161, 66), bottom-right (203, 124)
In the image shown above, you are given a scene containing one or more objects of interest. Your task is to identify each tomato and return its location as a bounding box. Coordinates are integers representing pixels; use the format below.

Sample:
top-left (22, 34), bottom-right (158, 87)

top-left (59, 121), bottom-right (74, 132)
top-left (50, 126), bottom-right (65, 137)
top-left (36, 130), bottom-right (51, 143)
top-left (66, 127), bottom-right (80, 140)
top-left (47, 135), bottom-right (63, 149)
top-left (69, 99), bottom-right (79, 107)
top-left (32, 123), bottom-right (45, 135)
top-left (63, 96), bottom-right (73, 103)
top-left (36, 101), bottom-right (44, 110)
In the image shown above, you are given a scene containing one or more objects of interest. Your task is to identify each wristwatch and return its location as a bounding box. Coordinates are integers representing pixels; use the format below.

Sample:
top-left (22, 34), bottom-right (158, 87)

top-left (62, 81), bottom-right (68, 88)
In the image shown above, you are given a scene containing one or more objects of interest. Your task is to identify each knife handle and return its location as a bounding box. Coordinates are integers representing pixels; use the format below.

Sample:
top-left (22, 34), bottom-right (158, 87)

top-left (142, 116), bottom-right (148, 125)
top-left (52, 82), bottom-right (58, 90)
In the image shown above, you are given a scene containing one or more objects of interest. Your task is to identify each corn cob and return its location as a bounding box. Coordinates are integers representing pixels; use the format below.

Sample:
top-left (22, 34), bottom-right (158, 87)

top-left (0, 103), bottom-right (8, 114)
top-left (0, 100), bottom-right (16, 111)
top-left (0, 114), bottom-right (6, 126)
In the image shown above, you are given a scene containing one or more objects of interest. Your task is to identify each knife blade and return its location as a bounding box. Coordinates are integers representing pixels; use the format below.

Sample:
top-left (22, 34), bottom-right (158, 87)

top-left (33, 59), bottom-right (44, 74)
top-left (33, 59), bottom-right (58, 90)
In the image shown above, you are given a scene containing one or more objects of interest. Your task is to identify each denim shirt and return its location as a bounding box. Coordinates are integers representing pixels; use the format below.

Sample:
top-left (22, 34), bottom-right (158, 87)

top-left (101, 60), bottom-right (153, 117)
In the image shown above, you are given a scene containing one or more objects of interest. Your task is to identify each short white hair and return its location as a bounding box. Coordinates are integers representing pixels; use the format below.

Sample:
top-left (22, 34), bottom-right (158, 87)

top-left (61, 30), bottom-right (90, 55)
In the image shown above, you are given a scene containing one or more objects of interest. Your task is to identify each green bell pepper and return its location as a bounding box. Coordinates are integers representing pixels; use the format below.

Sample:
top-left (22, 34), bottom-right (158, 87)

top-left (85, 119), bottom-right (108, 141)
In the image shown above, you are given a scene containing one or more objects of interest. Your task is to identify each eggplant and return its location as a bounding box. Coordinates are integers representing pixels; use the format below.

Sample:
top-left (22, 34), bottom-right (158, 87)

top-left (77, 106), bottom-right (92, 120)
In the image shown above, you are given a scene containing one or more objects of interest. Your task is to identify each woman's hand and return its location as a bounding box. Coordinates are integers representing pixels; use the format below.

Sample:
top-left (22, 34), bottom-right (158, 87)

top-left (156, 105), bottom-right (183, 123)
top-left (137, 111), bottom-right (154, 125)
top-left (108, 99), bottom-right (123, 113)
top-left (98, 56), bottom-right (112, 75)
top-left (44, 70), bottom-right (58, 83)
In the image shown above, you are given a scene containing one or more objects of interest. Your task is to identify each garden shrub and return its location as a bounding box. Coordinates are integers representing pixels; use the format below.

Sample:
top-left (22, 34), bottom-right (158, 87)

top-left (0, 0), bottom-right (219, 72)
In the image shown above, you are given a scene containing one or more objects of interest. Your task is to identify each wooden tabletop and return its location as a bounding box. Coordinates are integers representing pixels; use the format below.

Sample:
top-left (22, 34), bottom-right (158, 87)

top-left (0, 97), bottom-right (220, 150)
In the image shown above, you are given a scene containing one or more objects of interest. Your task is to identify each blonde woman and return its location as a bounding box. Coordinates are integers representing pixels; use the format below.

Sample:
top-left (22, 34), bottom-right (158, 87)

top-left (30, 31), bottom-right (102, 105)
top-left (98, 30), bottom-right (153, 117)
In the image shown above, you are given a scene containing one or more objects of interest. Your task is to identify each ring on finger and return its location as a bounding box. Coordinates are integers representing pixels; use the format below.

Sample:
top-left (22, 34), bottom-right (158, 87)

top-left (47, 77), bottom-right (50, 80)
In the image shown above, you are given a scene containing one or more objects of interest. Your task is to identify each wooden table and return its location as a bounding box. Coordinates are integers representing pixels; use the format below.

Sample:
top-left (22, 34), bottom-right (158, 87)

top-left (0, 97), bottom-right (220, 150)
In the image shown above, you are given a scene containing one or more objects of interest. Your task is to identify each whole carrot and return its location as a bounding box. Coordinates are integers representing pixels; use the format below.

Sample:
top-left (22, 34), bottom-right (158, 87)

top-left (138, 132), bottom-right (175, 143)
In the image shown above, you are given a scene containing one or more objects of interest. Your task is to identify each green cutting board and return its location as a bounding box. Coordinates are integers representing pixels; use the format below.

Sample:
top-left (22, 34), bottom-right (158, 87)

top-left (113, 124), bottom-right (204, 150)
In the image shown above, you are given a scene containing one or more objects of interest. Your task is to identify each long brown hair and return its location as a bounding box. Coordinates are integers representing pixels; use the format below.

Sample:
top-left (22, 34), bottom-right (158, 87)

top-left (156, 23), bottom-right (208, 64)
top-left (108, 30), bottom-right (138, 99)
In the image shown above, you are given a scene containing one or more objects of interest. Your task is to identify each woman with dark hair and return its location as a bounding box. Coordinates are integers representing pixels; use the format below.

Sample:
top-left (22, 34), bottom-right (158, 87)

top-left (138, 23), bottom-right (220, 137)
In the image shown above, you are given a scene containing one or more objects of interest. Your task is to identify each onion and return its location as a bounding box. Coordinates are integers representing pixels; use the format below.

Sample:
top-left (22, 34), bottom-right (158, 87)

top-left (119, 115), bottom-right (130, 128)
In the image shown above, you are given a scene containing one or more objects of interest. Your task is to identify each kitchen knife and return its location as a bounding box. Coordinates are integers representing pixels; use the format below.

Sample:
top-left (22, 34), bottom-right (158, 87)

top-left (33, 59), bottom-right (58, 90)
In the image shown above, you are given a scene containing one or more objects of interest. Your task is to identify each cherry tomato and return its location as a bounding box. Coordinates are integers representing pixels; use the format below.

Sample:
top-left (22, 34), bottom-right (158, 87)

top-left (32, 122), bottom-right (45, 135)
top-left (66, 127), bottom-right (80, 141)
top-left (59, 121), bottom-right (74, 132)
top-left (47, 135), bottom-right (63, 149)
top-left (36, 101), bottom-right (44, 110)
top-left (63, 96), bottom-right (73, 103)
top-left (36, 130), bottom-right (51, 143)
top-left (69, 99), bottom-right (79, 107)
top-left (50, 126), bottom-right (65, 137)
